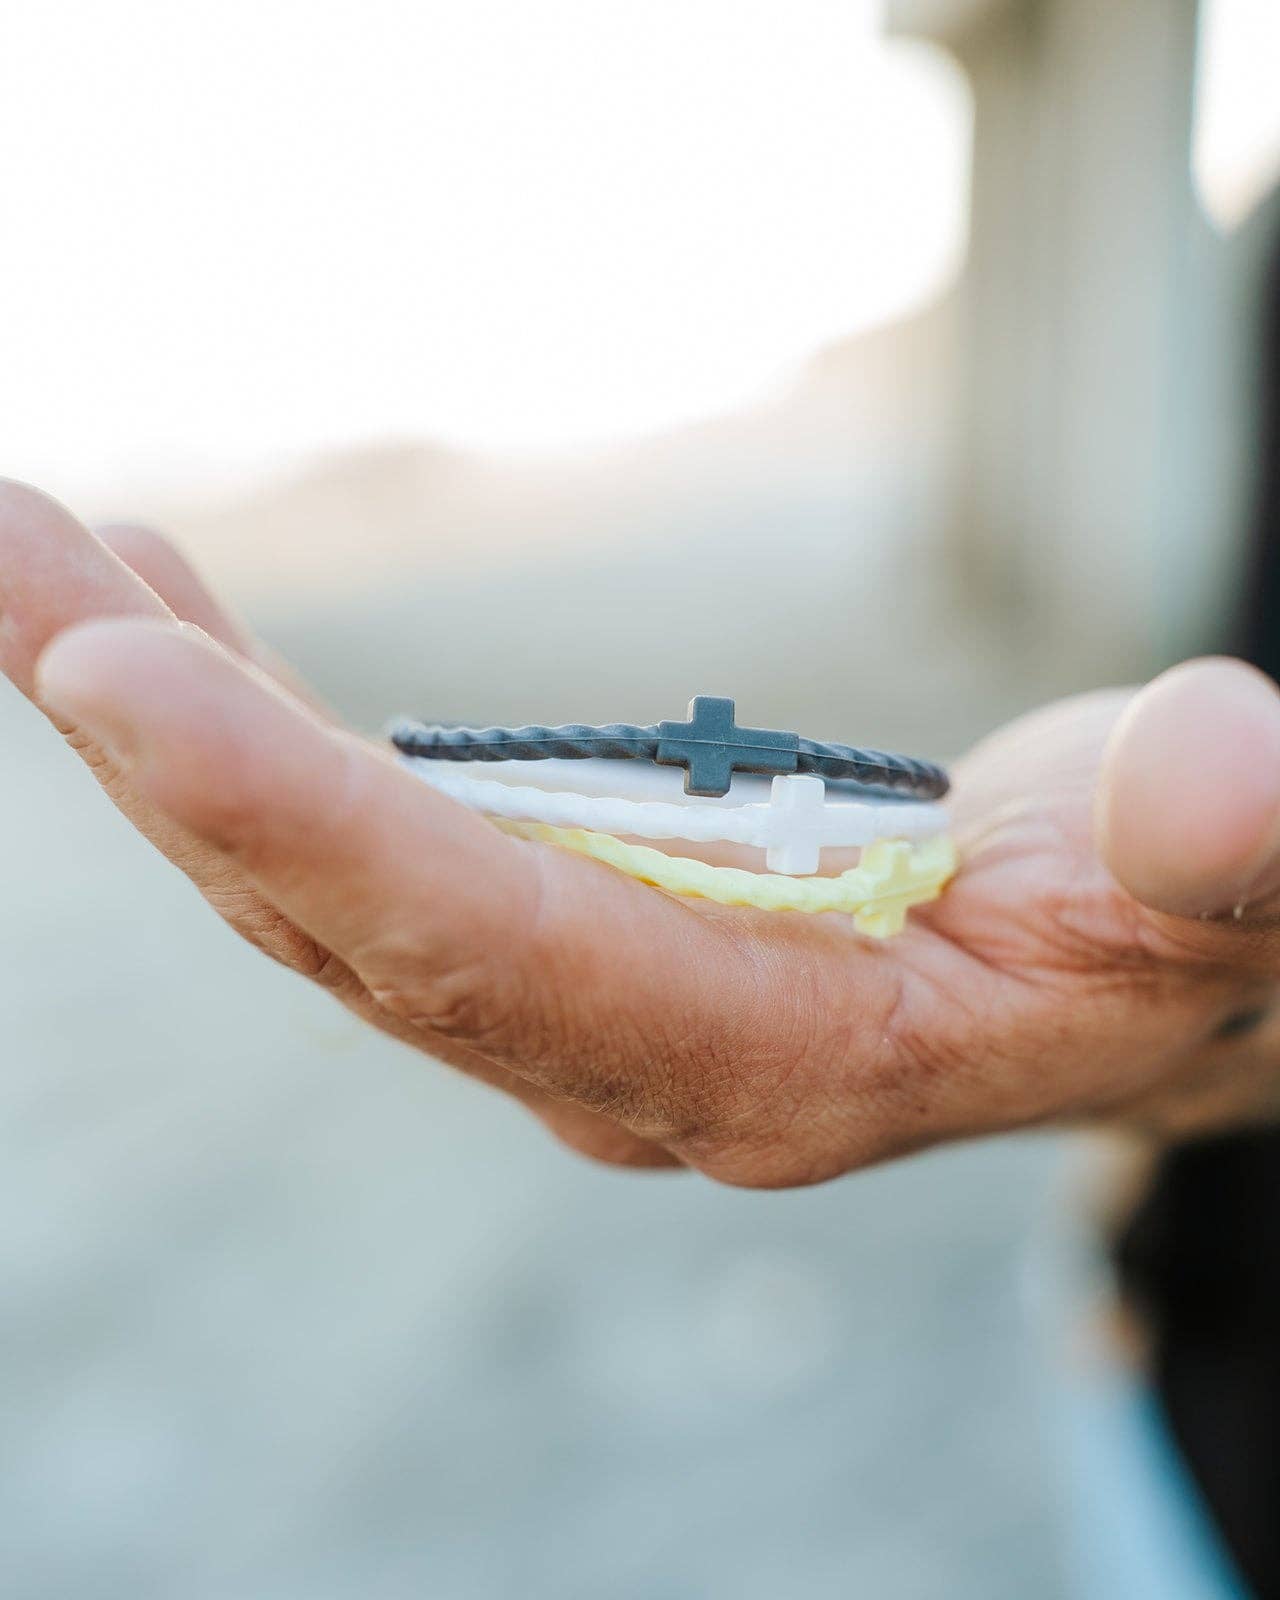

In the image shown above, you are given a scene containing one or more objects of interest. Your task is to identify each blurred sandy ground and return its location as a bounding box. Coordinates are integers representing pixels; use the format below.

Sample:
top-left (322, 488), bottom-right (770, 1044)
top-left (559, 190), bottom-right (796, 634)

top-left (0, 323), bottom-right (1139, 1599)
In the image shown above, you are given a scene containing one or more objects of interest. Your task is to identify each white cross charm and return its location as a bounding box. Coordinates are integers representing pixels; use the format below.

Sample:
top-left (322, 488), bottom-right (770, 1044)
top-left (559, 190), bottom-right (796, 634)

top-left (763, 775), bottom-right (831, 875)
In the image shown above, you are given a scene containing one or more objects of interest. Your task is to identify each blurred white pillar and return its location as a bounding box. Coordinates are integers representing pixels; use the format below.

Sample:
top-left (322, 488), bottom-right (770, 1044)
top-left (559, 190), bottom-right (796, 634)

top-left (893, 0), bottom-right (1279, 667)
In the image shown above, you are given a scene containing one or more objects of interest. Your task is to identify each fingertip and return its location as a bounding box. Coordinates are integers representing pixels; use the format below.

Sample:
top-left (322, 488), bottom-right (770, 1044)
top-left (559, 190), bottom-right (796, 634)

top-left (0, 483), bottom-right (170, 693)
top-left (1096, 657), bottom-right (1280, 918)
top-left (35, 615), bottom-right (351, 866)
top-left (0, 477), bottom-right (75, 532)
top-left (0, 480), bottom-right (103, 589)
top-left (38, 612), bottom-right (536, 979)
top-left (35, 616), bottom-right (197, 753)
top-left (95, 522), bottom-right (185, 593)
top-left (95, 522), bottom-right (253, 653)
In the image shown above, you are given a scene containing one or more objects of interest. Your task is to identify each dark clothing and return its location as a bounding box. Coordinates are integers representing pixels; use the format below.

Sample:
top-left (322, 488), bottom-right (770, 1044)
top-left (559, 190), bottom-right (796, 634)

top-left (1114, 221), bottom-right (1280, 1599)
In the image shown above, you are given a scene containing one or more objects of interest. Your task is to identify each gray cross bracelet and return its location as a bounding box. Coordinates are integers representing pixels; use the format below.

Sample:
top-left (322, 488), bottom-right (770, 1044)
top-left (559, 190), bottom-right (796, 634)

top-left (389, 696), bottom-right (950, 801)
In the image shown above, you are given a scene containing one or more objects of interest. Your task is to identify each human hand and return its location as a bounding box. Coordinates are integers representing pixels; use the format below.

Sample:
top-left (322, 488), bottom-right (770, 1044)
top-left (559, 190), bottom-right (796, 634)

top-left (6, 480), bottom-right (1280, 1187)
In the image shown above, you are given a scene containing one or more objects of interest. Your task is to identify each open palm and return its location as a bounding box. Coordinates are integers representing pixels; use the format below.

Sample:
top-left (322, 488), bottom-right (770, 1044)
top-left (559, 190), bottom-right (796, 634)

top-left (5, 480), bottom-right (1280, 1186)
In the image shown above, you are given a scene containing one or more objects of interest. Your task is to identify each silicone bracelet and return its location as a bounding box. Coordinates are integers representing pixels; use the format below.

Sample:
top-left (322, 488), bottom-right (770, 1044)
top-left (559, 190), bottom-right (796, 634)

top-left (414, 754), bottom-right (923, 805)
top-left (495, 821), bottom-right (957, 938)
top-left (389, 695), bottom-right (949, 800)
top-left (405, 762), bottom-right (948, 875)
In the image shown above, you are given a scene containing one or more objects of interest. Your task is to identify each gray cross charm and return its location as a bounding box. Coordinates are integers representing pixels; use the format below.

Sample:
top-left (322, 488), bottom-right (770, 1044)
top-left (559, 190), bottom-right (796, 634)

top-left (655, 696), bottom-right (800, 796)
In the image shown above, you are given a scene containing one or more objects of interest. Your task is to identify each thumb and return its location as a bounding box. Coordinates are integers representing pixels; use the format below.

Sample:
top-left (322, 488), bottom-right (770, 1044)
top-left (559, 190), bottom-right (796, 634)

top-left (1096, 657), bottom-right (1280, 921)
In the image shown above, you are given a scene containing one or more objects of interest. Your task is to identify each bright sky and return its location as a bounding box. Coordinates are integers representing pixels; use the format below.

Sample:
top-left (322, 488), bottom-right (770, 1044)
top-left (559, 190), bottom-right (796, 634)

top-left (1, 0), bottom-right (970, 499)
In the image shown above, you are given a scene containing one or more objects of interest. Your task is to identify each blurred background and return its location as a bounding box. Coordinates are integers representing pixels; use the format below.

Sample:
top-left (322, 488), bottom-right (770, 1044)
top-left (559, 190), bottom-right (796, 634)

top-left (3, 0), bottom-right (1279, 1594)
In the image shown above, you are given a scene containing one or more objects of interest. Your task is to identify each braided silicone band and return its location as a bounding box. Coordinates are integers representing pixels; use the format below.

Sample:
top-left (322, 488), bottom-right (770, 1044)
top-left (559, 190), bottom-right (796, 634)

top-left (406, 762), bottom-right (948, 875)
top-left (496, 821), bottom-right (957, 938)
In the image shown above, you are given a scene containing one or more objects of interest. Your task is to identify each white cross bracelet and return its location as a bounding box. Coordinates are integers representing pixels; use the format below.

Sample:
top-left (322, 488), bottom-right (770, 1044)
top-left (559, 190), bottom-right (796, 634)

top-left (402, 761), bottom-right (949, 875)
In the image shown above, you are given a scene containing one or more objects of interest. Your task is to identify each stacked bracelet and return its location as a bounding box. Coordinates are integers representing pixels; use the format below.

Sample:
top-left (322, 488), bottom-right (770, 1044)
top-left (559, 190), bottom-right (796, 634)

top-left (390, 694), bottom-right (955, 933)
top-left (403, 764), bottom-right (948, 876)
top-left (494, 823), bottom-right (957, 939)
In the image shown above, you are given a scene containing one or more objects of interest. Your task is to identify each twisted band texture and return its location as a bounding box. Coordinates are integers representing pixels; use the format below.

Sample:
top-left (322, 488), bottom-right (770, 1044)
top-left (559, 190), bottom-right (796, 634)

top-left (404, 763), bottom-right (949, 875)
top-left (494, 822), bottom-right (957, 938)
top-left (389, 696), bottom-right (949, 801)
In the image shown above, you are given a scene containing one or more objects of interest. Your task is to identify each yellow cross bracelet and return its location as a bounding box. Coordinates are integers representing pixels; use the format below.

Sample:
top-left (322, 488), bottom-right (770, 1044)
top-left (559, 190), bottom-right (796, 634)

top-left (495, 820), bottom-right (957, 938)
